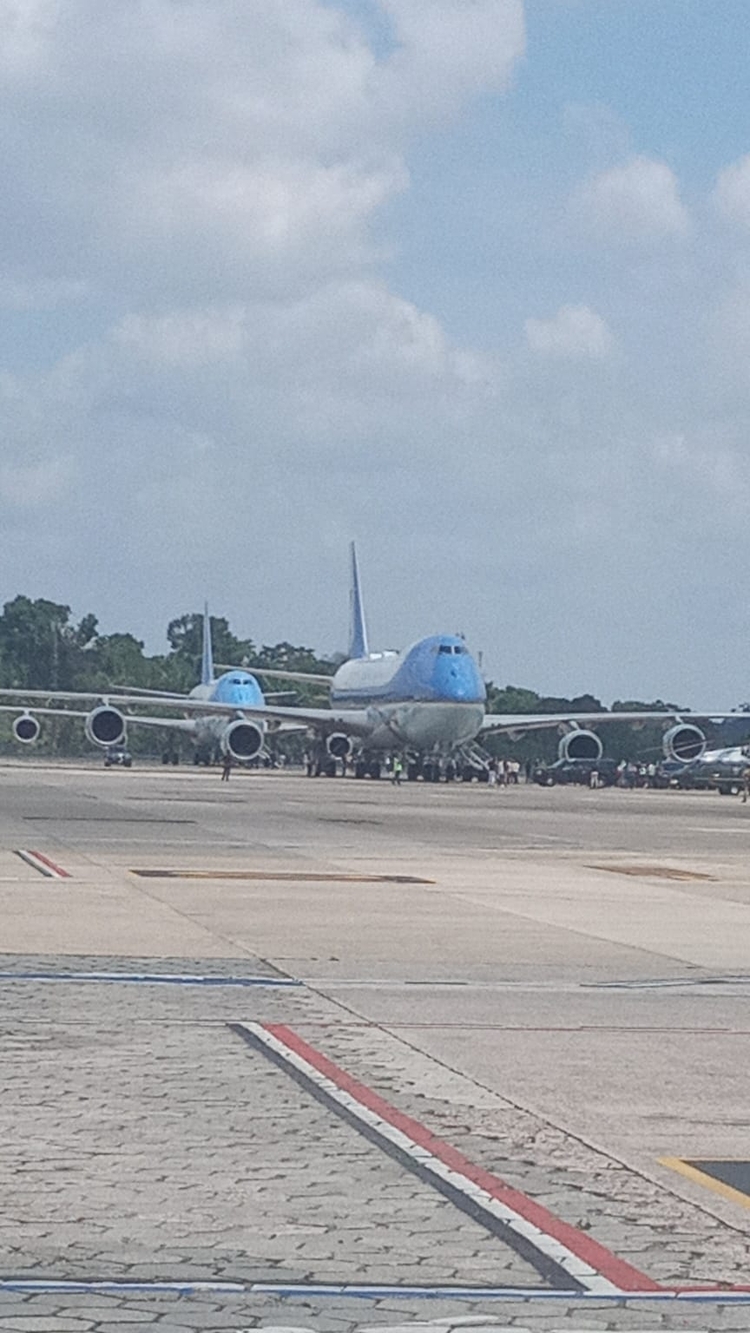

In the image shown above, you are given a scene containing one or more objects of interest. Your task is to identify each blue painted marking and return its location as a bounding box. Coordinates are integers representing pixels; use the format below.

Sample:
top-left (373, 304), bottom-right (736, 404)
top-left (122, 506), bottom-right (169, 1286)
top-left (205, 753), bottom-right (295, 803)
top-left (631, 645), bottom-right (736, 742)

top-left (253, 1285), bottom-right (575, 1298)
top-left (251, 1285), bottom-right (750, 1302)
top-left (0, 1279), bottom-right (748, 1301)
top-left (0, 1280), bottom-right (245, 1293)
top-left (0, 971), bottom-right (301, 988)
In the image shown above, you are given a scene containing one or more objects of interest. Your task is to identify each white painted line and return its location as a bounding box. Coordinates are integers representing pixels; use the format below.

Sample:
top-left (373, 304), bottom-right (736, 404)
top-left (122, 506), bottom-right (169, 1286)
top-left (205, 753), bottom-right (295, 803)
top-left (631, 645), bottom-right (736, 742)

top-left (15, 848), bottom-right (70, 879)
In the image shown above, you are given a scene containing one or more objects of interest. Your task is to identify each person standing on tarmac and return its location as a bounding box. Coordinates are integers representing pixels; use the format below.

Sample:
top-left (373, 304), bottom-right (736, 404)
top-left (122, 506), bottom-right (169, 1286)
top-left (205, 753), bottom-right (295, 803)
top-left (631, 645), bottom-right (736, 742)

top-left (742, 763), bottom-right (750, 803)
top-left (391, 755), bottom-right (403, 786)
top-left (221, 754), bottom-right (232, 782)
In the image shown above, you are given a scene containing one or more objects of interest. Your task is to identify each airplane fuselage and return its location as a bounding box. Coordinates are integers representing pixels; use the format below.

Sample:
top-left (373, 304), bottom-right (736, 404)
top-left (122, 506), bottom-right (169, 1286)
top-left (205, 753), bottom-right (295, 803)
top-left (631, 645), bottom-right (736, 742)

top-left (330, 635), bottom-right (486, 752)
top-left (188, 671), bottom-right (266, 754)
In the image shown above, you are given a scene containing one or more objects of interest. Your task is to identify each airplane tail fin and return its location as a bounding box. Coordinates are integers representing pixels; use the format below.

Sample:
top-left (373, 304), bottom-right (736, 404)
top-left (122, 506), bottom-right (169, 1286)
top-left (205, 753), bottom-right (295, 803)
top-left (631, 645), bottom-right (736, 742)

top-left (349, 542), bottom-right (369, 660)
top-left (201, 602), bottom-right (215, 686)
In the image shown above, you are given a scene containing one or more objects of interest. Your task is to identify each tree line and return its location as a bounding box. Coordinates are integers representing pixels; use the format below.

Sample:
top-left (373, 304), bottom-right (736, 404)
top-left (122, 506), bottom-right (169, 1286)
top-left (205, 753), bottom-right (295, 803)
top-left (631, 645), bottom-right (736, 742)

top-left (0, 594), bottom-right (746, 760)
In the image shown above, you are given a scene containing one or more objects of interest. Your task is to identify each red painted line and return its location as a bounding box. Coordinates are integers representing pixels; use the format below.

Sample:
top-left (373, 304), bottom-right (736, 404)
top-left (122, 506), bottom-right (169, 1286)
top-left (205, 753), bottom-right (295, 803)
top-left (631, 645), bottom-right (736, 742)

top-left (28, 850), bottom-right (71, 878)
top-left (264, 1022), bottom-right (662, 1294)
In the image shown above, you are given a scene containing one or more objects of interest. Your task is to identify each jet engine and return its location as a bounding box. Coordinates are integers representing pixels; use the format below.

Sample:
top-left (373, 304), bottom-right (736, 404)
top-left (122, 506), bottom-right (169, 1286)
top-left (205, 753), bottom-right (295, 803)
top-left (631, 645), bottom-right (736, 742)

top-left (558, 729), bottom-right (603, 762)
top-left (326, 732), bottom-right (353, 761)
top-left (13, 712), bottom-right (40, 744)
top-left (85, 705), bottom-right (127, 748)
top-left (220, 719), bottom-right (263, 762)
top-left (663, 723), bottom-right (706, 763)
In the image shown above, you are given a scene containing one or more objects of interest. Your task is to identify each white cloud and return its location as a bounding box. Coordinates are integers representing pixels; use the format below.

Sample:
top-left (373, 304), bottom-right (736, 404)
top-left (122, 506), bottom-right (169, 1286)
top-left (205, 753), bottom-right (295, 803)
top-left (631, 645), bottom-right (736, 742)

top-left (575, 155), bottom-right (689, 241)
top-left (377, 0), bottom-right (525, 119)
top-left (0, 0), bottom-right (59, 78)
top-left (0, 0), bottom-right (523, 305)
top-left (114, 156), bottom-right (408, 297)
top-left (114, 307), bottom-right (246, 368)
top-left (524, 305), bottom-right (613, 359)
top-left (713, 153), bottom-right (750, 227)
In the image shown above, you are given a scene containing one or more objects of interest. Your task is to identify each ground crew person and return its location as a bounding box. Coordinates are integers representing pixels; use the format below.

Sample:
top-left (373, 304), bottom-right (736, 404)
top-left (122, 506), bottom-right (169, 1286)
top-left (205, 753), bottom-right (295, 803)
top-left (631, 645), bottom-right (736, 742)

top-left (742, 765), bottom-right (750, 803)
top-left (391, 755), bottom-right (403, 786)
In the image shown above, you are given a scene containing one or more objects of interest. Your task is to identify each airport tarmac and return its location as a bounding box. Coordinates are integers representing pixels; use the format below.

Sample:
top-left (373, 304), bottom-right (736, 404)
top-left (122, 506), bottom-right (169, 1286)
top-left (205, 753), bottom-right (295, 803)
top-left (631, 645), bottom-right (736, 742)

top-left (0, 762), bottom-right (749, 1332)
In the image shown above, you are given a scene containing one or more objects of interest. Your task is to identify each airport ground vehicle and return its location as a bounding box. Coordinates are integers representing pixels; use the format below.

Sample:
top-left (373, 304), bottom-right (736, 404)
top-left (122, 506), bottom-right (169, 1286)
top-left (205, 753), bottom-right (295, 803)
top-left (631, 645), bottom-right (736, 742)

top-left (104, 745), bottom-right (132, 768)
top-left (533, 757), bottom-right (618, 787)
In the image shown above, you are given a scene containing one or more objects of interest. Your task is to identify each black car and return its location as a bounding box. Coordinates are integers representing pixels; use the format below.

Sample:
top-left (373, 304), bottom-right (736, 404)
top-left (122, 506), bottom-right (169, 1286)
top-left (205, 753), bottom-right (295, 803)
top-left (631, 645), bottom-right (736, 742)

top-left (683, 757), bottom-right (748, 796)
top-left (533, 757), bottom-right (618, 787)
top-left (654, 759), bottom-right (693, 789)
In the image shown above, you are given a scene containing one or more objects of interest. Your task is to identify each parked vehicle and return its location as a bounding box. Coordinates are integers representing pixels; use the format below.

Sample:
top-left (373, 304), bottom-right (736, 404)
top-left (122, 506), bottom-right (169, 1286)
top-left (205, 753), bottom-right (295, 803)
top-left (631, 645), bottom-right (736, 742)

top-left (104, 745), bottom-right (132, 768)
top-left (685, 749), bottom-right (749, 796)
top-left (533, 757), bottom-right (618, 787)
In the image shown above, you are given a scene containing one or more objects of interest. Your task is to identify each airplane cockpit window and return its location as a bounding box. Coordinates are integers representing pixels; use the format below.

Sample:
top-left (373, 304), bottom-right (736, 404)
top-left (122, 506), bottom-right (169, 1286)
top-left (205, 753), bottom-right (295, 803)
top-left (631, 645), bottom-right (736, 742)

top-left (438, 645), bottom-right (452, 654)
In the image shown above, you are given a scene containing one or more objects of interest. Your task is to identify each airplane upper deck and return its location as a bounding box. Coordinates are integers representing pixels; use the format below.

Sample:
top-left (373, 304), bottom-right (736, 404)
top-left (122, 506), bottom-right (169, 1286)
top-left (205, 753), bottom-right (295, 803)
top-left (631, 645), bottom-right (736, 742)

top-left (332, 634), bottom-right (487, 705)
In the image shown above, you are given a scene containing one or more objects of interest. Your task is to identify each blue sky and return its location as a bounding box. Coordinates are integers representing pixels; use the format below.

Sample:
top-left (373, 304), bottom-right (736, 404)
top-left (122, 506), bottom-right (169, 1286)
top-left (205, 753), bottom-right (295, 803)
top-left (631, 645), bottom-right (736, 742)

top-left (1, 0), bottom-right (750, 704)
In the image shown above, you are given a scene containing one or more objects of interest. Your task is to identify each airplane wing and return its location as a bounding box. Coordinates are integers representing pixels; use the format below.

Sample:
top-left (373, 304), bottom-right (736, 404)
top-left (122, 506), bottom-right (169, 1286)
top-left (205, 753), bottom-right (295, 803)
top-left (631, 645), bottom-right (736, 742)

top-left (0, 704), bottom-right (200, 733)
top-left (480, 710), bottom-right (734, 736)
top-left (102, 685), bottom-right (191, 700)
top-left (0, 689), bottom-right (372, 736)
top-left (216, 664), bottom-right (334, 687)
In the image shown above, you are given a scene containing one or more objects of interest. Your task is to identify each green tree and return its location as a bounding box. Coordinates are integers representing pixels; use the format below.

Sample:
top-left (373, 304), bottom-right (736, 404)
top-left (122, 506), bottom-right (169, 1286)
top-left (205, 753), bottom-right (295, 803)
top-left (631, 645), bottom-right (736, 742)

top-left (0, 596), bottom-right (98, 691)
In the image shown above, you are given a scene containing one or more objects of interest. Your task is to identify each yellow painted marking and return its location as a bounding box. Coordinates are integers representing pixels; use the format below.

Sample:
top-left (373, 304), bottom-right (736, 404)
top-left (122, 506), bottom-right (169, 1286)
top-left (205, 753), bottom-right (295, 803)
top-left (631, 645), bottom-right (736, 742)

top-left (660, 1157), bottom-right (750, 1210)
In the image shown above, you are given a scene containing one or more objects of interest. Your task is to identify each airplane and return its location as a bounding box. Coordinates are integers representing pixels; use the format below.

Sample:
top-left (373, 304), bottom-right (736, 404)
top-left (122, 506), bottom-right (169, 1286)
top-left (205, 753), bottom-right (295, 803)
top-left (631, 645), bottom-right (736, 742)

top-left (0, 607), bottom-right (297, 766)
top-left (0, 551), bottom-right (736, 776)
top-left (213, 543), bottom-right (729, 781)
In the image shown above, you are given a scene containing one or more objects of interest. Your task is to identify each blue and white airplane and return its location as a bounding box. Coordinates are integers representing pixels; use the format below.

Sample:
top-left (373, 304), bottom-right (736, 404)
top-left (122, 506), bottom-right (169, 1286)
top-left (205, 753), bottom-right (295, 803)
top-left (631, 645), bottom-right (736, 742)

top-left (216, 544), bottom-right (728, 778)
top-left (0, 608), bottom-right (289, 764)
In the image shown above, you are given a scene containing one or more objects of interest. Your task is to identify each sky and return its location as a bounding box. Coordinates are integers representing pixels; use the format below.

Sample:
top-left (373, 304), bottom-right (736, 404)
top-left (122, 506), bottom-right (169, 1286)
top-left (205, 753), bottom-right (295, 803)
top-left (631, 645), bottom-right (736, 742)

top-left (2, 0), bottom-right (750, 706)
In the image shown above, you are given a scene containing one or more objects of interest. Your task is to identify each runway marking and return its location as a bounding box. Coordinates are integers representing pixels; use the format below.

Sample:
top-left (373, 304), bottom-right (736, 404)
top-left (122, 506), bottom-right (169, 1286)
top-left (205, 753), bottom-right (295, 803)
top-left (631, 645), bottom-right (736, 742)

top-left (131, 868), bottom-right (434, 883)
top-left (24, 815), bottom-right (196, 824)
top-left (588, 975), bottom-right (750, 990)
top-left (0, 970), bottom-right (301, 988)
top-left (685, 827), bottom-right (750, 833)
top-left (14, 849), bottom-right (71, 879)
top-left (662, 1157), bottom-right (750, 1210)
top-left (587, 864), bottom-right (715, 882)
top-left (231, 1021), bottom-right (661, 1296)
